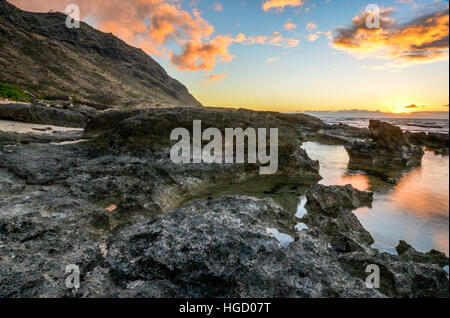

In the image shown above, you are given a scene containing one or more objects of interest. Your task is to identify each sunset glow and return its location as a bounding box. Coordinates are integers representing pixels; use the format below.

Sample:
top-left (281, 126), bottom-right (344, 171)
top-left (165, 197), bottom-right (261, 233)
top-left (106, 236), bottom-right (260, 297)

top-left (10, 0), bottom-right (449, 114)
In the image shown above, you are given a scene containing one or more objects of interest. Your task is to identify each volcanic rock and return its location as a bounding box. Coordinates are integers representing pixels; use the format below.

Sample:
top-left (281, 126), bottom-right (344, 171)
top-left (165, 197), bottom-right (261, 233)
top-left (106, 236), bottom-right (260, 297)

top-left (0, 103), bottom-right (86, 127)
top-left (301, 184), bottom-right (375, 252)
top-left (345, 120), bottom-right (425, 172)
top-left (396, 240), bottom-right (449, 268)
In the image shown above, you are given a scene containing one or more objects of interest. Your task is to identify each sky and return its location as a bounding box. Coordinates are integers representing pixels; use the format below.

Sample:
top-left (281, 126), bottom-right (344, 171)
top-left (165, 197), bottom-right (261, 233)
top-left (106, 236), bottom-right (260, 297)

top-left (10, 0), bottom-right (450, 114)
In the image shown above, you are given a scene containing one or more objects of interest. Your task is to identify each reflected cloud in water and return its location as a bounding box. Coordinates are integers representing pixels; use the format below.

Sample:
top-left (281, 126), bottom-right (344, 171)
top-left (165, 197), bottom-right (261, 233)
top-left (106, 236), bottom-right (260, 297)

top-left (302, 142), bottom-right (449, 255)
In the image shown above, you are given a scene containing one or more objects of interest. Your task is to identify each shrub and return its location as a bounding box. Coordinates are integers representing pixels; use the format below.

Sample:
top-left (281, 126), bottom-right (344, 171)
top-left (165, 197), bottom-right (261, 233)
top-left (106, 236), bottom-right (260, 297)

top-left (0, 83), bottom-right (31, 102)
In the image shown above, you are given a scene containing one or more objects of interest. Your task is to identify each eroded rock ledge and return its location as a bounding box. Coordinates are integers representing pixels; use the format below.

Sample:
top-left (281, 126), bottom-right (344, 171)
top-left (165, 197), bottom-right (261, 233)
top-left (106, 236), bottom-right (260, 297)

top-left (0, 103), bottom-right (87, 128)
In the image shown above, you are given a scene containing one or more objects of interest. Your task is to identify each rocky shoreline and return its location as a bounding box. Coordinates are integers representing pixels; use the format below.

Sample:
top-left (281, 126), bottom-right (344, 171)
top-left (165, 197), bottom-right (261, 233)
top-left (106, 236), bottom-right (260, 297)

top-left (0, 103), bottom-right (448, 298)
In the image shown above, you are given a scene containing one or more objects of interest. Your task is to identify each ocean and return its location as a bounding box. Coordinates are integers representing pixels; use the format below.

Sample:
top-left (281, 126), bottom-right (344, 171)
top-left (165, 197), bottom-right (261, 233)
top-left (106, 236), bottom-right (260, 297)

top-left (321, 117), bottom-right (449, 134)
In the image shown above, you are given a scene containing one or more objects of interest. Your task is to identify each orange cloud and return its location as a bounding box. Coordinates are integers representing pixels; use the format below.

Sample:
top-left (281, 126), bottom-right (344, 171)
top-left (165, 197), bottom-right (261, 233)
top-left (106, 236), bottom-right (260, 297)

top-left (10, 0), bottom-right (221, 70)
top-left (284, 21), bottom-right (297, 31)
top-left (212, 2), bottom-right (223, 12)
top-left (262, 0), bottom-right (306, 13)
top-left (168, 30), bottom-right (300, 71)
top-left (266, 57), bottom-right (280, 63)
top-left (10, 0), bottom-right (300, 72)
top-left (171, 35), bottom-right (236, 71)
top-left (201, 73), bottom-right (227, 85)
top-left (306, 22), bottom-right (317, 31)
top-left (243, 32), bottom-right (300, 48)
top-left (332, 8), bottom-right (449, 68)
top-left (306, 33), bottom-right (319, 42)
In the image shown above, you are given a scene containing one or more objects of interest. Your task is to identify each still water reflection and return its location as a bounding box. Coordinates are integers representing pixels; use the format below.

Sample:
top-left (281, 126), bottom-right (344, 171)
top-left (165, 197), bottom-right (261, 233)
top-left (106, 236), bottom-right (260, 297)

top-left (302, 142), bottom-right (449, 256)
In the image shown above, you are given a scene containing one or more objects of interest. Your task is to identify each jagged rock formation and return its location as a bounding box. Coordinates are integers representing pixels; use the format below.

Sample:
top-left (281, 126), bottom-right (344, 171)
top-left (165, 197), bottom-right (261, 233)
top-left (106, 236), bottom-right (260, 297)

top-left (304, 184), bottom-right (373, 216)
top-left (0, 0), bottom-right (202, 107)
top-left (301, 184), bottom-right (375, 253)
top-left (369, 119), bottom-right (411, 149)
top-left (406, 131), bottom-right (449, 155)
top-left (105, 195), bottom-right (448, 298)
top-left (0, 129), bottom-right (81, 147)
top-left (396, 241), bottom-right (449, 268)
top-left (0, 0), bottom-right (448, 299)
top-left (345, 120), bottom-right (425, 172)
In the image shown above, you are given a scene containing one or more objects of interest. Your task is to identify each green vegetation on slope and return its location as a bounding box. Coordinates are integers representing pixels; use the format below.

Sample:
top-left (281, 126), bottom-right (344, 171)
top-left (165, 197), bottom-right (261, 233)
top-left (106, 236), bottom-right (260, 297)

top-left (0, 83), bottom-right (30, 102)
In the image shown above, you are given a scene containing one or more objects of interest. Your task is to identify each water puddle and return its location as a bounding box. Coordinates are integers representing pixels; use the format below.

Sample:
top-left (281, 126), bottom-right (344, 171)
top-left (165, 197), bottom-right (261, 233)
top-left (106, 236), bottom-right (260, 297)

top-left (296, 195), bottom-right (308, 218)
top-left (51, 139), bottom-right (90, 145)
top-left (266, 228), bottom-right (294, 247)
top-left (295, 222), bottom-right (309, 232)
top-left (181, 176), bottom-right (316, 214)
top-left (301, 142), bottom-right (449, 256)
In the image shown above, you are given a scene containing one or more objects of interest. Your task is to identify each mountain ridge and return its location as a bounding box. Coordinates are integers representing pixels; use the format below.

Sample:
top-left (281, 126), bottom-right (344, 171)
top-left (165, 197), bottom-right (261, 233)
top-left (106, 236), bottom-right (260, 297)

top-left (0, 0), bottom-right (203, 107)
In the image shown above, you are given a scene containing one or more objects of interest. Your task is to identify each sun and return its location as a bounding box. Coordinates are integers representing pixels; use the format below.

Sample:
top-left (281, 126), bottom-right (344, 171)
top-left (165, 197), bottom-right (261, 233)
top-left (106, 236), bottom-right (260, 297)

top-left (383, 101), bottom-right (418, 114)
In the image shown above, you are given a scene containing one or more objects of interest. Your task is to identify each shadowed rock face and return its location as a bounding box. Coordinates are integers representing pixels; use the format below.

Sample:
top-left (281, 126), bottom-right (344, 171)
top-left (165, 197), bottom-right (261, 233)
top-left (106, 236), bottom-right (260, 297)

top-left (82, 107), bottom-right (323, 181)
top-left (0, 0), bottom-right (202, 107)
top-left (337, 251), bottom-right (449, 298)
top-left (1, 188), bottom-right (448, 298)
top-left (0, 108), bottom-right (322, 298)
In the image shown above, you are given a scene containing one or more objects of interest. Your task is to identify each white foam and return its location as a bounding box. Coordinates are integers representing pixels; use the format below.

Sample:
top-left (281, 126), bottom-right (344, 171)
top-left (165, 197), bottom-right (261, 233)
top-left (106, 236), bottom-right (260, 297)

top-left (296, 195), bottom-right (308, 219)
top-left (266, 228), bottom-right (294, 247)
top-left (295, 222), bottom-right (309, 232)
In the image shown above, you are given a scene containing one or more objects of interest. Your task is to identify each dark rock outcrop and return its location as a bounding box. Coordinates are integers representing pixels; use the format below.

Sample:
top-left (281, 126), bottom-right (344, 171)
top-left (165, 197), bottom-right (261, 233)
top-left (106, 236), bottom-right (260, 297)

top-left (105, 196), bottom-right (380, 298)
top-left (304, 184), bottom-right (373, 216)
top-left (0, 130), bottom-right (82, 147)
top-left (369, 119), bottom-right (410, 149)
top-left (104, 195), bottom-right (447, 298)
top-left (338, 251), bottom-right (449, 298)
top-left (299, 122), bottom-right (371, 145)
top-left (345, 120), bottom-right (425, 172)
top-left (396, 240), bottom-right (449, 268)
top-left (406, 131), bottom-right (449, 155)
top-left (302, 184), bottom-right (375, 252)
top-left (0, 103), bottom-right (86, 127)
top-left (0, 155), bottom-right (447, 298)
